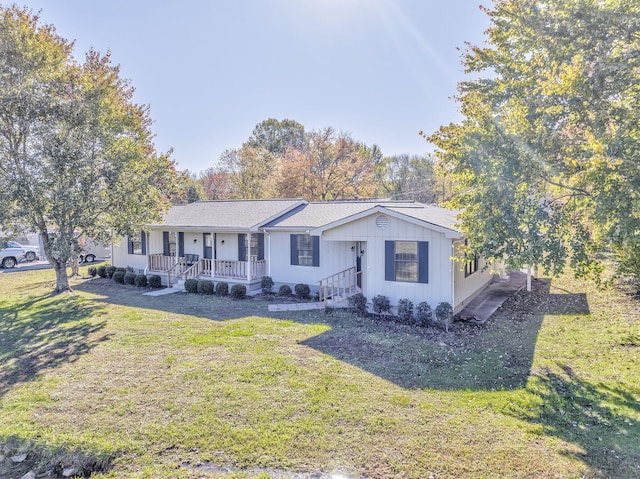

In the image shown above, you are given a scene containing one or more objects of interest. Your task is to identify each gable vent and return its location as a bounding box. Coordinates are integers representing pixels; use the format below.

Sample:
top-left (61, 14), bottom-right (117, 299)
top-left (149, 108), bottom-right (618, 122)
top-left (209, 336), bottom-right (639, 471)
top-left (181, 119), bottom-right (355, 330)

top-left (375, 214), bottom-right (389, 230)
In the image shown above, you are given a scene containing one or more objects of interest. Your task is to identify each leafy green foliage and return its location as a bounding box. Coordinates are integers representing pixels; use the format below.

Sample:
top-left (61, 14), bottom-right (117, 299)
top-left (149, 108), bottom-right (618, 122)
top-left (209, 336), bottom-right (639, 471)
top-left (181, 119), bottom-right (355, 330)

top-left (347, 293), bottom-right (367, 316)
top-left (148, 275), bottom-right (162, 288)
top-left (435, 302), bottom-right (453, 333)
top-left (0, 6), bottom-right (179, 293)
top-left (397, 298), bottom-right (414, 324)
top-left (428, 0), bottom-right (640, 281)
top-left (261, 276), bottom-right (274, 294)
top-left (294, 283), bottom-right (311, 300)
top-left (184, 279), bottom-right (198, 293)
top-left (134, 274), bottom-right (148, 287)
top-left (97, 266), bottom-right (107, 278)
top-left (112, 271), bottom-right (125, 284)
top-left (372, 295), bottom-right (391, 314)
top-left (230, 284), bottom-right (247, 299)
top-left (277, 284), bottom-right (292, 296)
top-left (416, 301), bottom-right (433, 327)
top-left (197, 279), bottom-right (214, 295)
top-left (215, 281), bottom-right (229, 296)
top-left (105, 266), bottom-right (116, 278)
top-left (124, 272), bottom-right (136, 285)
top-left (87, 266), bottom-right (97, 277)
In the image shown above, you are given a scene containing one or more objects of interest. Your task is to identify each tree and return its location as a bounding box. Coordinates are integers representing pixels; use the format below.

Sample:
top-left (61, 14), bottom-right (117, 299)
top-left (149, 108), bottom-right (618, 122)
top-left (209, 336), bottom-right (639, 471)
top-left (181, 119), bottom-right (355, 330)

top-left (428, 0), bottom-right (640, 280)
top-left (220, 145), bottom-right (279, 199)
top-left (245, 118), bottom-right (306, 155)
top-left (377, 154), bottom-right (439, 203)
top-left (0, 6), bottom-right (178, 292)
top-left (277, 127), bottom-right (381, 200)
top-left (198, 166), bottom-right (231, 200)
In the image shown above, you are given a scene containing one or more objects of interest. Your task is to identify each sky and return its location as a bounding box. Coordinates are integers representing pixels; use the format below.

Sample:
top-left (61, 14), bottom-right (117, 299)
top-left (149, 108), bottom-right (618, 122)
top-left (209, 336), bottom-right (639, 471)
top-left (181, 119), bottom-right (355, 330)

top-left (18, 0), bottom-right (490, 174)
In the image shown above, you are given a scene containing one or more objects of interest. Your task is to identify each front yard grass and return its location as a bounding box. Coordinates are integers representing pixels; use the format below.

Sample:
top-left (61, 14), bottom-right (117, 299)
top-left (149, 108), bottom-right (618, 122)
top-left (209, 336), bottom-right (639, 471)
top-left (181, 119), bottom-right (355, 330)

top-left (0, 269), bottom-right (638, 478)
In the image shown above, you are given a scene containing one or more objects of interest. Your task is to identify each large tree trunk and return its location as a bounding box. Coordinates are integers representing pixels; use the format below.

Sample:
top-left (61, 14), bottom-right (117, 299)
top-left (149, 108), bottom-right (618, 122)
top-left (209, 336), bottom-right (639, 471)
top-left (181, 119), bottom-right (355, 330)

top-left (52, 260), bottom-right (72, 293)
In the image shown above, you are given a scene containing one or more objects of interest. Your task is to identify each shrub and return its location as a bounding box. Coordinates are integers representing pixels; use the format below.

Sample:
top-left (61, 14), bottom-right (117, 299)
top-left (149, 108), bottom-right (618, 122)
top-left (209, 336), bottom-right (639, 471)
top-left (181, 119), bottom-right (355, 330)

top-left (295, 283), bottom-right (311, 299)
top-left (105, 266), bottom-right (117, 278)
top-left (124, 272), bottom-right (136, 285)
top-left (148, 275), bottom-right (162, 288)
top-left (278, 284), bottom-right (292, 296)
top-left (88, 266), bottom-right (97, 277)
top-left (97, 265), bottom-right (107, 278)
top-left (112, 271), bottom-right (125, 284)
top-left (215, 281), bottom-right (229, 296)
top-left (347, 293), bottom-right (367, 316)
top-left (372, 295), bottom-right (391, 314)
top-left (184, 278), bottom-right (198, 293)
top-left (416, 301), bottom-right (433, 327)
top-left (261, 276), bottom-right (274, 294)
top-left (397, 298), bottom-right (414, 324)
top-left (435, 301), bottom-right (454, 332)
top-left (116, 267), bottom-right (127, 274)
top-left (197, 279), bottom-right (214, 295)
top-left (230, 284), bottom-right (247, 299)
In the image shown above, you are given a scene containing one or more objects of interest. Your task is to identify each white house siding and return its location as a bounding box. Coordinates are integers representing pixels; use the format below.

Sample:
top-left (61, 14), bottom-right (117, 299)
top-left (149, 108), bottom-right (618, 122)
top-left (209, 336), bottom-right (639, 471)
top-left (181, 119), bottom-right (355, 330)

top-left (266, 230), bottom-right (354, 292)
top-left (111, 238), bottom-right (147, 272)
top-left (451, 240), bottom-right (494, 313)
top-left (318, 213), bottom-right (455, 308)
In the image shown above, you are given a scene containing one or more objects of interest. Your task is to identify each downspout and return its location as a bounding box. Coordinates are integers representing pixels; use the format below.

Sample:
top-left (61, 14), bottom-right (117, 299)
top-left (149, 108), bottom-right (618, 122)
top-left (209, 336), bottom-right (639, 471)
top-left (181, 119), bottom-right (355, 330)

top-left (450, 240), bottom-right (456, 309)
top-left (265, 230), bottom-right (271, 277)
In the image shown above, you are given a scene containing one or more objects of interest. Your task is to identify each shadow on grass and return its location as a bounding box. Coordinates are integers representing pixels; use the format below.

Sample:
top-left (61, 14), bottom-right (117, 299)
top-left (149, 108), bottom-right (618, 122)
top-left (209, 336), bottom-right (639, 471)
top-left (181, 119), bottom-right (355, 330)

top-left (0, 293), bottom-right (109, 399)
top-left (0, 433), bottom-right (113, 478)
top-left (72, 278), bottom-right (590, 392)
top-left (506, 364), bottom-right (640, 479)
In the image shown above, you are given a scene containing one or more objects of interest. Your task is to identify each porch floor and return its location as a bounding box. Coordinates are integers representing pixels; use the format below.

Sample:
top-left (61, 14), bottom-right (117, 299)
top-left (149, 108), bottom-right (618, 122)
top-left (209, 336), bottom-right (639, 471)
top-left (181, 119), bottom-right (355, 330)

top-left (456, 270), bottom-right (527, 324)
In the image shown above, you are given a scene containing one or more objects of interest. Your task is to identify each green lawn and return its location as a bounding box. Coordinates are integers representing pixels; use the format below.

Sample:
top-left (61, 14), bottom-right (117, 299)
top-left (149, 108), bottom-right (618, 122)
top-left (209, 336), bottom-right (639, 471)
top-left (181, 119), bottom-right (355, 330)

top-left (0, 268), bottom-right (638, 478)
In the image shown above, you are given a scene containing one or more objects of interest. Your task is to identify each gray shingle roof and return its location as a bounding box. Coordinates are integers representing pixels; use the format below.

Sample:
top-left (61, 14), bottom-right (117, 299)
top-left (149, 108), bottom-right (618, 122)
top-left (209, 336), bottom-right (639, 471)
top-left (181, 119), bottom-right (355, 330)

top-left (150, 199), bottom-right (304, 230)
top-left (266, 200), bottom-right (461, 232)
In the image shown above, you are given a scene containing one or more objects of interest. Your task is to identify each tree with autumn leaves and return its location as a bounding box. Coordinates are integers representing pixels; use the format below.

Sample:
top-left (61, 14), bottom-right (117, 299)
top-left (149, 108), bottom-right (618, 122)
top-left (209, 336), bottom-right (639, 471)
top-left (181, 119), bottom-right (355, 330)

top-left (0, 6), bottom-right (179, 292)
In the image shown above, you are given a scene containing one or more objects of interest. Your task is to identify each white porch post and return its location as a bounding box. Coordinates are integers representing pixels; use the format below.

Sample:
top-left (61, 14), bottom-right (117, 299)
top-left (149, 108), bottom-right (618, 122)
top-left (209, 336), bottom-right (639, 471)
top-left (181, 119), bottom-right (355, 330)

top-left (247, 233), bottom-right (252, 282)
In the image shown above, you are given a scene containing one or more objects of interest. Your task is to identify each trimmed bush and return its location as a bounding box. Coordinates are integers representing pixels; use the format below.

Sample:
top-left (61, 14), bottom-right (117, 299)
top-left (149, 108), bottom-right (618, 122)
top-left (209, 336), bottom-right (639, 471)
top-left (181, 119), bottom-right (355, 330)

top-left (294, 283), bottom-right (311, 299)
top-left (230, 284), bottom-right (246, 299)
top-left (397, 298), bottom-right (414, 324)
top-left (124, 272), bottom-right (136, 285)
top-left (105, 266), bottom-right (116, 278)
top-left (416, 301), bottom-right (433, 327)
top-left (435, 301), bottom-right (454, 332)
top-left (372, 295), bottom-right (391, 314)
top-left (261, 276), bottom-right (274, 294)
top-left (278, 284), bottom-right (292, 296)
top-left (116, 267), bottom-right (127, 274)
top-left (347, 293), bottom-right (367, 316)
top-left (134, 274), bottom-right (148, 287)
top-left (184, 278), bottom-right (198, 293)
top-left (215, 281), bottom-right (229, 296)
top-left (112, 271), bottom-right (125, 284)
top-left (88, 266), bottom-right (97, 277)
top-left (197, 279), bottom-right (214, 295)
top-left (148, 275), bottom-right (162, 288)
top-left (97, 265), bottom-right (107, 278)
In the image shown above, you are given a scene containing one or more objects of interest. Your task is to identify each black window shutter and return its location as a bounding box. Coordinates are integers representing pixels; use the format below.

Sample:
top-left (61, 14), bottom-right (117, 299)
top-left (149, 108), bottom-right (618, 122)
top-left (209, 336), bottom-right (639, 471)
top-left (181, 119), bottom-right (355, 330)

top-left (163, 231), bottom-right (170, 256)
top-left (418, 241), bottom-right (429, 283)
top-left (290, 234), bottom-right (298, 265)
top-left (312, 236), bottom-right (320, 267)
top-left (257, 233), bottom-right (265, 261)
top-left (178, 232), bottom-right (184, 257)
top-left (128, 236), bottom-right (133, 254)
top-left (385, 241), bottom-right (395, 281)
top-left (238, 234), bottom-right (246, 261)
top-left (141, 231), bottom-right (147, 255)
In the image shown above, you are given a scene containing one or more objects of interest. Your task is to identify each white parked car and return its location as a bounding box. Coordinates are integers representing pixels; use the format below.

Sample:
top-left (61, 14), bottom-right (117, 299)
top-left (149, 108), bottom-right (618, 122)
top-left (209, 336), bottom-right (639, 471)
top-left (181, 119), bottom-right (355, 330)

top-left (0, 241), bottom-right (26, 268)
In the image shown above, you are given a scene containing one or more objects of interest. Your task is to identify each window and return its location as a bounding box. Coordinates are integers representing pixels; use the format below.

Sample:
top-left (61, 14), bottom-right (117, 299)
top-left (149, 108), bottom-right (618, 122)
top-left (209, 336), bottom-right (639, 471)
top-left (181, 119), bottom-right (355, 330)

top-left (463, 239), bottom-right (478, 277)
top-left (128, 231), bottom-right (146, 255)
top-left (290, 234), bottom-right (319, 267)
top-left (385, 241), bottom-right (428, 283)
top-left (163, 231), bottom-right (176, 256)
top-left (465, 256), bottom-right (479, 277)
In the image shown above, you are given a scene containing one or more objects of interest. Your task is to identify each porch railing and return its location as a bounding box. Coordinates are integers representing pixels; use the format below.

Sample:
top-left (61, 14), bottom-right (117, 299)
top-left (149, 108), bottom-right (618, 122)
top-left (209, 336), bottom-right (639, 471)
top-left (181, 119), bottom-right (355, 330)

top-left (149, 254), bottom-right (266, 282)
top-left (318, 266), bottom-right (362, 304)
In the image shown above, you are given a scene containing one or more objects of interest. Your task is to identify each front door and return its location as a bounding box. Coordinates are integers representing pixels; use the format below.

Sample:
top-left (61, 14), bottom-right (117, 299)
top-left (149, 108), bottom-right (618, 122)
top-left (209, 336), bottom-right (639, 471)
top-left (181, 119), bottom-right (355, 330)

top-left (356, 241), bottom-right (363, 289)
top-left (203, 233), bottom-right (213, 259)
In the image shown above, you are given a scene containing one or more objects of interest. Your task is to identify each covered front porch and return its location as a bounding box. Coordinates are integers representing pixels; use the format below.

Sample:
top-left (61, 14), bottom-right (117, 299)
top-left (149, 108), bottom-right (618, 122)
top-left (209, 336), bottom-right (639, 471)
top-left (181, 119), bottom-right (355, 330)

top-left (146, 229), bottom-right (266, 287)
top-left (148, 253), bottom-right (267, 286)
